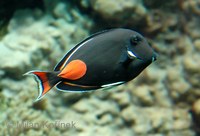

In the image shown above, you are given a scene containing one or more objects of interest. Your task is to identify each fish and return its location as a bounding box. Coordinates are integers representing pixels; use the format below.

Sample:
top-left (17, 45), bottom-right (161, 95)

top-left (24, 28), bottom-right (157, 101)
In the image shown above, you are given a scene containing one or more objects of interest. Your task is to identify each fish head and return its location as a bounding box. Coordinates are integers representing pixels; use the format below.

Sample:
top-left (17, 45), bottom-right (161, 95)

top-left (126, 32), bottom-right (157, 62)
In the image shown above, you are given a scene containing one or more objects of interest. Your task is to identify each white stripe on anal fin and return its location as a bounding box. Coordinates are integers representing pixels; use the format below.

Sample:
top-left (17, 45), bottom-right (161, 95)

top-left (101, 81), bottom-right (124, 88)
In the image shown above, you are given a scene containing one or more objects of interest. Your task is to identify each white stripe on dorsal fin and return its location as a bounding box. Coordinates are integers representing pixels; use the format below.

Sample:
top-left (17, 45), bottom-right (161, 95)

top-left (58, 38), bottom-right (93, 71)
top-left (101, 81), bottom-right (124, 88)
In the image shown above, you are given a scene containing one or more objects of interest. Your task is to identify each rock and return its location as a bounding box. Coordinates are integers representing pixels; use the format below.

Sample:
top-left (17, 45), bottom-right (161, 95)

top-left (166, 68), bottom-right (191, 100)
top-left (183, 1), bottom-right (200, 15)
top-left (0, 22), bottom-right (55, 78)
top-left (143, 0), bottom-right (177, 9)
top-left (0, 0), bottom-right (199, 135)
top-left (72, 98), bottom-right (92, 113)
top-left (145, 11), bottom-right (178, 35)
top-left (110, 90), bottom-right (131, 108)
top-left (0, 4), bottom-right (92, 79)
top-left (131, 85), bottom-right (154, 106)
top-left (89, 97), bottom-right (119, 116)
top-left (184, 18), bottom-right (200, 39)
top-left (121, 106), bottom-right (192, 135)
top-left (183, 54), bottom-right (200, 87)
top-left (89, 0), bottom-right (146, 26)
top-left (0, 0), bottom-right (44, 37)
top-left (135, 66), bottom-right (164, 85)
top-left (120, 106), bottom-right (154, 134)
top-left (194, 39), bottom-right (200, 51)
top-left (0, 43), bottom-right (30, 79)
top-left (192, 99), bottom-right (200, 116)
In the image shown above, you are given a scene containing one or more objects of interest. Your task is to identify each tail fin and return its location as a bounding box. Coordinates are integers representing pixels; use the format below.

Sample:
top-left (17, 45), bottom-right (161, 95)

top-left (24, 71), bottom-right (60, 101)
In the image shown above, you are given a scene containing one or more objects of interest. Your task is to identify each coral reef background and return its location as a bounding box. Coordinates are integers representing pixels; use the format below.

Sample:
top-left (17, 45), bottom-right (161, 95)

top-left (0, 0), bottom-right (200, 136)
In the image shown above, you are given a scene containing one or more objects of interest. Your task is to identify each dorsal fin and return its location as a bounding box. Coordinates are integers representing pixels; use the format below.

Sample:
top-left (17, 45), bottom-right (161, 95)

top-left (54, 29), bottom-right (116, 71)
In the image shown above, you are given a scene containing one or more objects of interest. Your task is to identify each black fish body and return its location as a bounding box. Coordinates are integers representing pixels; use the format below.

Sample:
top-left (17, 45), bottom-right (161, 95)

top-left (25, 28), bottom-right (157, 101)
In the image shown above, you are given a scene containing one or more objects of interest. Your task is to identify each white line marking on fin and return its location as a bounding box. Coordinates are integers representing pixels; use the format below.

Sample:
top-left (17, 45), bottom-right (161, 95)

top-left (26, 71), bottom-right (44, 101)
top-left (56, 86), bottom-right (89, 93)
top-left (101, 81), bottom-right (124, 88)
top-left (59, 38), bottom-right (93, 70)
top-left (23, 70), bottom-right (50, 102)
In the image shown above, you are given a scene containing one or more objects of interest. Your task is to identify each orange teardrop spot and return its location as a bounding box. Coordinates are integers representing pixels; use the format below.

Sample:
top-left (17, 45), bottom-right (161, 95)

top-left (58, 59), bottom-right (87, 80)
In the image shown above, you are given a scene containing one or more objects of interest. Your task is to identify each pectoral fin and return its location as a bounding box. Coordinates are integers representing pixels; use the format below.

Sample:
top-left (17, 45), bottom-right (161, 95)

top-left (119, 48), bottom-right (133, 65)
top-left (58, 60), bottom-right (87, 80)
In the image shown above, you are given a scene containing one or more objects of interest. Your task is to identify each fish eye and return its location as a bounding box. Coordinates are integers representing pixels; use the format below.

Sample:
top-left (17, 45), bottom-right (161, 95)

top-left (130, 35), bottom-right (142, 46)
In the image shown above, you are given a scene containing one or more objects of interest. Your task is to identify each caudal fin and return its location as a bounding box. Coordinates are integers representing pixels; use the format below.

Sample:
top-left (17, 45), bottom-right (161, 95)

top-left (24, 71), bottom-right (60, 101)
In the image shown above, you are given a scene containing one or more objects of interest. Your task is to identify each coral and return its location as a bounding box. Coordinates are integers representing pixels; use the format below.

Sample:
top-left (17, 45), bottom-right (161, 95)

top-left (0, 0), bottom-right (44, 38)
top-left (0, 1), bottom-right (92, 135)
top-left (90, 0), bottom-right (146, 19)
top-left (0, 0), bottom-right (200, 136)
top-left (79, 0), bottom-right (147, 27)
top-left (121, 106), bottom-right (193, 135)
top-left (143, 0), bottom-right (177, 9)
top-left (193, 39), bottom-right (200, 51)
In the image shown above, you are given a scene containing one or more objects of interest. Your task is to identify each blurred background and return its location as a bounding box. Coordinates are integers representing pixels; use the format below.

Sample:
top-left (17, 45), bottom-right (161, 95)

top-left (0, 0), bottom-right (200, 136)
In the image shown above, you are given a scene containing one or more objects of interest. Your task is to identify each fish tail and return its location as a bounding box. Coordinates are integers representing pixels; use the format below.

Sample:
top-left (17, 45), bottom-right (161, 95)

top-left (24, 71), bottom-right (60, 101)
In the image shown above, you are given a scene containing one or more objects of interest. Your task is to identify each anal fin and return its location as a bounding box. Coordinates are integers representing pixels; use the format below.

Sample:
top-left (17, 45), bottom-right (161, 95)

top-left (56, 81), bottom-right (100, 92)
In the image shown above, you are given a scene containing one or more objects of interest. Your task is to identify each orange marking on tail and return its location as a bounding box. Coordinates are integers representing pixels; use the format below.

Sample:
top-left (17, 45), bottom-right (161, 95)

top-left (41, 81), bottom-right (51, 96)
top-left (58, 60), bottom-right (87, 80)
top-left (32, 72), bottom-right (51, 96)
